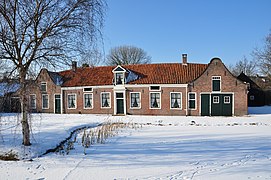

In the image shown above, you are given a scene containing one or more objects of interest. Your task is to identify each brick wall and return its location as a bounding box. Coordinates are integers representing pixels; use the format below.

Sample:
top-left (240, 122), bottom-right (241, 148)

top-left (190, 58), bottom-right (248, 116)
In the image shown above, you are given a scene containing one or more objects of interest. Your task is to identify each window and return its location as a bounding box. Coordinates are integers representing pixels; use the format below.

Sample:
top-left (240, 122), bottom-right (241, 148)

top-left (170, 93), bottom-right (182, 109)
top-left (29, 94), bottom-right (36, 109)
top-left (41, 82), bottom-right (47, 92)
top-left (212, 76), bottom-right (221, 91)
top-left (84, 93), bottom-right (93, 109)
top-left (250, 95), bottom-right (255, 101)
top-left (83, 88), bottom-right (93, 92)
top-left (67, 94), bottom-right (76, 109)
top-left (116, 73), bottom-right (124, 85)
top-left (42, 94), bottom-right (49, 109)
top-left (130, 92), bottom-right (141, 109)
top-left (224, 96), bottom-right (230, 104)
top-left (150, 92), bottom-right (161, 109)
top-left (150, 86), bottom-right (160, 91)
top-left (213, 96), bottom-right (219, 104)
top-left (101, 92), bottom-right (111, 108)
top-left (188, 93), bottom-right (196, 110)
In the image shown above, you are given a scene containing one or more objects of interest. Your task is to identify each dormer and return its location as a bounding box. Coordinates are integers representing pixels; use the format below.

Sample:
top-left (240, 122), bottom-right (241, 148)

top-left (112, 65), bottom-right (127, 85)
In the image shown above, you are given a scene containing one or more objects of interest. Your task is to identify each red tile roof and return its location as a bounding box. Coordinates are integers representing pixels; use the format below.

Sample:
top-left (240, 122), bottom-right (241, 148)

top-left (59, 63), bottom-right (208, 87)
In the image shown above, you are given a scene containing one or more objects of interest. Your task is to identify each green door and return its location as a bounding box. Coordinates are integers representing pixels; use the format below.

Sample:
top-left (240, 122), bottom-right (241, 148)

top-left (221, 94), bottom-right (232, 116)
top-left (116, 92), bottom-right (124, 114)
top-left (201, 94), bottom-right (210, 116)
top-left (55, 94), bottom-right (61, 114)
top-left (211, 94), bottom-right (232, 116)
top-left (117, 99), bottom-right (124, 114)
top-left (211, 94), bottom-right (222, 116)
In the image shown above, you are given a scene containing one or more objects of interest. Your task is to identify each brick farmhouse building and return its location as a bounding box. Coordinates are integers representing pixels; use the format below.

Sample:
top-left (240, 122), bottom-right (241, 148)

top-left (28, 55), bottom-right (248, 116)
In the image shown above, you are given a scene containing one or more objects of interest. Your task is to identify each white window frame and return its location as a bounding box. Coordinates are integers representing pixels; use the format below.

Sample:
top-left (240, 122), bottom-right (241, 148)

top-left (170, 92), bottom-right (182, 109)
top-left (83, 93), bottom-right (93, 109)
top-left (212, 76), bottom-right (221, 92)
top-left (224, 96), bottom-right (230, 104)
top-left (188, 92), bottom-right (197, 110)
top-left (149, 92), bottom-right (161, 109)
top-left (41, 82), bottom-right (47, 92)
top-left (130, 92), bottom-right (141, 109)
top-left (115, 72), bottom-right (125, 85)
top-left (42, 94), bottom-right (49, 109)
top-left (213, 96), bottom-right (219, 104)
top-left (101, 92), bottom-right (111, 108)
top-left (29, 94), bottom-right (36, 109)
top-left (67, 94), bottom-right (77, 109)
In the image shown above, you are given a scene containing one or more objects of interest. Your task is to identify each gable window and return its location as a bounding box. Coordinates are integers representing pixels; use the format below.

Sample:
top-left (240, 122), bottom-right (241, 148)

top-left (213, 96), bottom-right (219, 104)
top-left (130, 92), bottom-right (141, 109)
top-left (212, 76), bottom-right (221, 91)
top-left (29, 94), bottom-right (36, 109)
top-left (170, 92), bottom-right (182, 109)
top-left (150, 92), bottom-right (161, 109)
top-left (42, 94), bottom-right (49, 109)
top-left (41, 82), bottom-right (47, 92)
top-left (67, 94), bottom-right (76, 109)
top-left (101, 92), bottom-right (111, 108)
top-left (84, 93), bottom-right (93, 109)
top-left (188, 92), bottom-right (196, 110)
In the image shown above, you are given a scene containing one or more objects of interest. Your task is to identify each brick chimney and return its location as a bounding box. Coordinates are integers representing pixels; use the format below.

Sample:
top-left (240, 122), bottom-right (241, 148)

top-left (72, 61), bottom-right (77, 71)
top-left (182, 54), bottom-right (187, 65)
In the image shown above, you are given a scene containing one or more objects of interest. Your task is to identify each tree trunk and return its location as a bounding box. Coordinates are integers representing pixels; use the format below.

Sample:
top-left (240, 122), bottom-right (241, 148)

top-left (20, 69), bottom-right (31, 146)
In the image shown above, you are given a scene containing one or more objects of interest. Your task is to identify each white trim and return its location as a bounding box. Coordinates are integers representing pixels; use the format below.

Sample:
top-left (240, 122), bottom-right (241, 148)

top-left (130, 92), bottom-right (141, 109)
top-left (29, 94), bottom-right (36, 109)
top-left (67, 94), bottom-right (77, 109)
top-left (83, 93), bottom-right (94, 109)
top-left (188, 92), bottom-right (197, 110)
top-left (61, 84), bottom-right (188, 90)
top-left (213, 96), bottom-right (219, 104)
top-left (101, 92), bottom-right (111, 109)
top-left (170, 92), bottom-right (182, 110)
top-left (224, 96), bottom-right (231, 104)
top-left (42, 94), bottom-right (49, 109)
top-left (41, 82), bottom-right (47, 92)
top-left (114, 91), bottom-right (126, 115)
top-left (54, 94), bottom-right (61, 114)
top-left (112, 65), bottom-right (127, 72)
top-left (149, 92), bottom-right (161, 109)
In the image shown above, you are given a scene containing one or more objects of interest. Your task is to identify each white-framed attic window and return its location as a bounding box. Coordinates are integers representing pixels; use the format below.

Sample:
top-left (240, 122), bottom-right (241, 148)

top-left (112, 65), bottom-right (126, 85)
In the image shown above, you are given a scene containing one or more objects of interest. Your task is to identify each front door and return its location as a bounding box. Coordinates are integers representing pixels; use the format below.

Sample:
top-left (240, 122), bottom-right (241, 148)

top-left (54, 94), bottom-right (61, 114)
top-left (201, 94), bottom-right (210, 116)
top-left (116, 92), bottom-right (125, 114)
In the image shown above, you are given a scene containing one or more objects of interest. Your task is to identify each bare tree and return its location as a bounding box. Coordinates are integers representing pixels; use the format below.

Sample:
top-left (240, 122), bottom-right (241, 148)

top-left (106, 45), bottom-right (151, 65)
top-left (0, 0), bottom-right (106, 146)
top-left (253, 31), bottom-right (271, 79)
top-left (228, 56), bottom-right (257, 76)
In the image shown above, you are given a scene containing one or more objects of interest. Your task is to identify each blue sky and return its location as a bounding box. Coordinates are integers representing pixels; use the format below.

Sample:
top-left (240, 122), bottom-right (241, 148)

top-left (103, 0), bottom-right (271, 65)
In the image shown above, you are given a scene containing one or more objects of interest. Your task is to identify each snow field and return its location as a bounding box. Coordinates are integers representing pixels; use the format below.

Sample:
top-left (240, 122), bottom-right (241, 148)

top-left (0, 109), bottom-right (271, 179)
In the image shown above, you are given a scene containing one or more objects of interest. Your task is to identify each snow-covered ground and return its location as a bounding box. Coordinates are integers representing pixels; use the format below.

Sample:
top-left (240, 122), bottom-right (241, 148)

top-left (0, 107), bottom-right (271, 179)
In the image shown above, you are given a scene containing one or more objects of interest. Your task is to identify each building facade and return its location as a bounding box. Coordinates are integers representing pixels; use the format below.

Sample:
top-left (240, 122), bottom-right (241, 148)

top-left (29, 56), bottom-right (248, 116)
